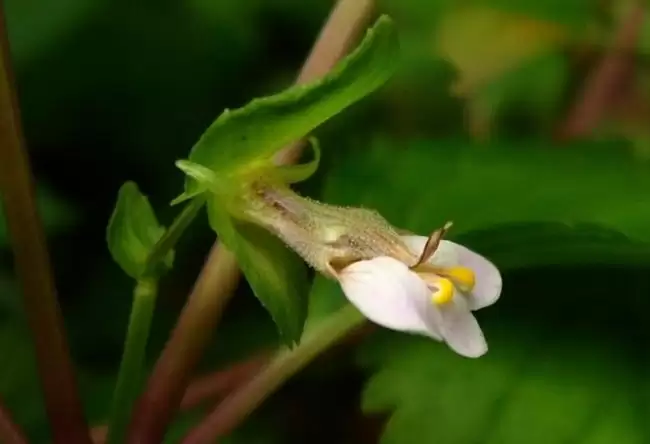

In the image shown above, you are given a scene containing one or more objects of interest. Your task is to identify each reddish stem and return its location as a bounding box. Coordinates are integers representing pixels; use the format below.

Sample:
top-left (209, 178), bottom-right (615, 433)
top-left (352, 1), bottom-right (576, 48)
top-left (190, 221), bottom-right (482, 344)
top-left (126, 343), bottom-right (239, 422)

top-left (125, 244), bottom-right (240, 444)
top-left (558, 2), bottom-right (645, 140)
top-left (0, 400), bottom-right (29, 444)
top-left (0, 1), bottom-right (92, 443)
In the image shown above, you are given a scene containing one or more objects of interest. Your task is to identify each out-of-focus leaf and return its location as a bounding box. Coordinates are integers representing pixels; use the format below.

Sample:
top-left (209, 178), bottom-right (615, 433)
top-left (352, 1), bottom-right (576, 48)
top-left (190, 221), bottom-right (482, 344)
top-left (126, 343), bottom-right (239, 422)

top-left (207, 198), bottom-right (308, 346)
top-left (0, 185), bottom-right (79, 248)
top-left (381, 0), bottom-right (595, 30)
top-left (456, 222), bottom-right (650, 269)
top-left (467, 52), bottom-right (568, 138)
top-left (435, 6), bottom-right (567, 96)
top-left (357, 326), bottom-right (644, 444)
top-left (5, 0), bottom-right (103, 66)
top-left (182, 15), bottom-right (399, 198)
top-left (106, 181), bottom-right (173, 279)
top-left (323, 138), bottom-right (650, 242)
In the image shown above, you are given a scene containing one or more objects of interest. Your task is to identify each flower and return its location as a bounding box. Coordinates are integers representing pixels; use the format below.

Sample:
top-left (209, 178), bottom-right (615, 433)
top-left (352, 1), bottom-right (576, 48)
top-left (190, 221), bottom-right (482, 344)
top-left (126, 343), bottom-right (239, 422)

top-left (337, 234), bottom-right (502, 358)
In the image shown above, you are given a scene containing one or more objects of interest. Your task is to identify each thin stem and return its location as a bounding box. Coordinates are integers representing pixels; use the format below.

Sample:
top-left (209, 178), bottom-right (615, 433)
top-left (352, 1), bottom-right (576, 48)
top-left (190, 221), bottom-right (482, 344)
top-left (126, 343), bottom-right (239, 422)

top-left (105, 194), bottom-right (203, 443)
top-left (90, 352), bottom-right (270, 444)
top-left (0, 399), bottom-right (29, 444)
top-left (125, 244), bottom-right (241, 444)
top-left (558, 1), bottom-right (645, 140)
top-left (106, 278), bottom-right (158, 444)
top-left (147, 196), bottom-right (206, 268)
top-left (125, 1), bottom-right (376, 442)
top-left (181, 306), bottom-right (366, 444)
top-left (0, 2), bottom-right (92, 443)
top-left (179, 352), bottom-right (271, 411)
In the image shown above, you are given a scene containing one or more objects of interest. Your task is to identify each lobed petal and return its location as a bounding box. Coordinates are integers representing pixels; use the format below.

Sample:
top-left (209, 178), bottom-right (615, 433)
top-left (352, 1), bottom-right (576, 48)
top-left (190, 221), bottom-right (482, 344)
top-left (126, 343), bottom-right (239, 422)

top-left (415, 287), bottom-right (488, 358)
top-left (339, 256), bottom-right (441, 339)
top-left (452, 242), bottom-right (502, 310)
top-left (401, 235), bottom-right (502, 310)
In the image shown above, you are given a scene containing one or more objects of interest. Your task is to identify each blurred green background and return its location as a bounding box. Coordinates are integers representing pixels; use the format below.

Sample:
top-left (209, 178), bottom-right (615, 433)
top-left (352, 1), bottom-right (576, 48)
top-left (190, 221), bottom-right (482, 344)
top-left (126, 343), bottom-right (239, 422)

top-left (2, 0), bottom-right (650, 442)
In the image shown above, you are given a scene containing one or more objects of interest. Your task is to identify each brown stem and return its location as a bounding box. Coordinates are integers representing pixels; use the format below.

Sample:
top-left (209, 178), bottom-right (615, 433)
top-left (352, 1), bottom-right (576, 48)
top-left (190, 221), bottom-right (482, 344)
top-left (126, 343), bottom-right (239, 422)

top-left (0, 400), bottom-right (29, 444)
top-left (91, 352), bottom-right (270, 444)
top-left (0, 2), bottom-right (92, 444)
top-left (181, 306), bottom-right (366, 444)
top-left (93, 324), bottom-right (376, 444)
top-left (125, 2), bottom-right (376, 442)
top-left (558, 2), bottom-right (645, 140)
top-left (179, 352), bottom-right (272, 411)
top-left (125, 244), bottom-right (240, 444)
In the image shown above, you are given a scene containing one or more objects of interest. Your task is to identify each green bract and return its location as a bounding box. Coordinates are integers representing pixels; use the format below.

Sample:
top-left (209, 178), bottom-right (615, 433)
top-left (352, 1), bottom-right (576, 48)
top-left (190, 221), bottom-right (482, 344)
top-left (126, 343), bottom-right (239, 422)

top-left (208, 200), bottom-right (309, 345)
top-left (176, 14), bottom-right (399, 203)
top-left (107, 181), bottom-right (174, 279)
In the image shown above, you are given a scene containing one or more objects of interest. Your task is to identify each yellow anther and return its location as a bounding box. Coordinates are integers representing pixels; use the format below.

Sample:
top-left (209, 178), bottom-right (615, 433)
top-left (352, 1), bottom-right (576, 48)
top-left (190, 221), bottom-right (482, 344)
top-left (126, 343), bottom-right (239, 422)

top-left (439, 266), bottom-right (475, 292)
top-left (431, 278), bottom-right (454, 305)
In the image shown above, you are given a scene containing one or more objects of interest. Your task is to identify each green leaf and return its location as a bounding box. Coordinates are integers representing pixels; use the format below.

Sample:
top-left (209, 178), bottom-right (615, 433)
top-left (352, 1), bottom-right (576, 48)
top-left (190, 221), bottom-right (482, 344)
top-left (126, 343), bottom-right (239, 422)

top-left (207, 197), bottom-right (308, 345)
top-left (468, 52), bottom-right (568, 136)
top-left (357, 326), bottom-right (644, 444)
top-left (455, 222), bottom-right (650, 269)
top-left (183, 15), bottom-right (399, 196)
top-left (106, 181), bottom-right (173, 279)
top-left (322, 138), bottom-right (650, 242)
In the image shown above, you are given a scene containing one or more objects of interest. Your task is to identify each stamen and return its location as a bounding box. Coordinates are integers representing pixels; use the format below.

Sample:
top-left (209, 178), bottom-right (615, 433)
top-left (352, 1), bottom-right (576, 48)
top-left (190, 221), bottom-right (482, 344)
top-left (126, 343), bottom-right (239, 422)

top-left (411, 221), bottom-right (453, 268)
top-left (437, 266), bottom-right (476, 292)
top-left (431, 278), bottom-right (454, 305)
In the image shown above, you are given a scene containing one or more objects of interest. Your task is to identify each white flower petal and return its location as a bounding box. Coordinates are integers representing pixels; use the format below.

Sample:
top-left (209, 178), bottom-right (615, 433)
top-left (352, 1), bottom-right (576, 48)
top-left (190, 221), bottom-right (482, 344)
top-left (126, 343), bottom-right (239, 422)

top-left (452, 242), bottom-right (502, 310)
top-left (402, 235), bottom-right (502, 311)
top-left (339, 256), bottom-right (441, 339)
top-left (400, 235), bottom-right (459, 267)
top-left (438, 296), bottom-right (487, 358)
top-left (413, 285), bottom-right (487, 358)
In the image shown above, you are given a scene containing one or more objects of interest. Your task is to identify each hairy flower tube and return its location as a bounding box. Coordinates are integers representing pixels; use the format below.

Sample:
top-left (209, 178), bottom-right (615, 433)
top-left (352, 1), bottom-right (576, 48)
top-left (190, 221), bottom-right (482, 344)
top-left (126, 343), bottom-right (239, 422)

top-left (241, 182), bottom-right (502, 357)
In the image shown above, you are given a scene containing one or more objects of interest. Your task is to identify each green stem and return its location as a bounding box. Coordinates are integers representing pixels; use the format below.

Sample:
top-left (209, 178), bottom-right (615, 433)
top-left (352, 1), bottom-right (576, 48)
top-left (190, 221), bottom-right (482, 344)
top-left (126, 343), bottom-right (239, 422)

top-left (181, 306), bottom-right (365, 444)
top-left (106, 197), bottom-right (203, 444)
top-left (126, 244), bottom-right (241, 444)
top-left (106, 278), bottom-right (158, 444)
top-left (147, 196), bottom-right (205, 268)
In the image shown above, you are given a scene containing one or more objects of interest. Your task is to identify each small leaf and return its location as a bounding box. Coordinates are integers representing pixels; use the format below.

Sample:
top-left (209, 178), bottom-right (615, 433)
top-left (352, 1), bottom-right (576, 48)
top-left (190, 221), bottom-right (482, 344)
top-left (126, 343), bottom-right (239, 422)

top-left (275, 137), bottom-right (321, 184)
top-left (184, 15), bottom-right (399, 195)
top-left (207, 197), bottom-right (308, 345)
top-left (107, 181), bottom-right (173, 279)
top-left (171, 160), bottom-right (224, 205)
